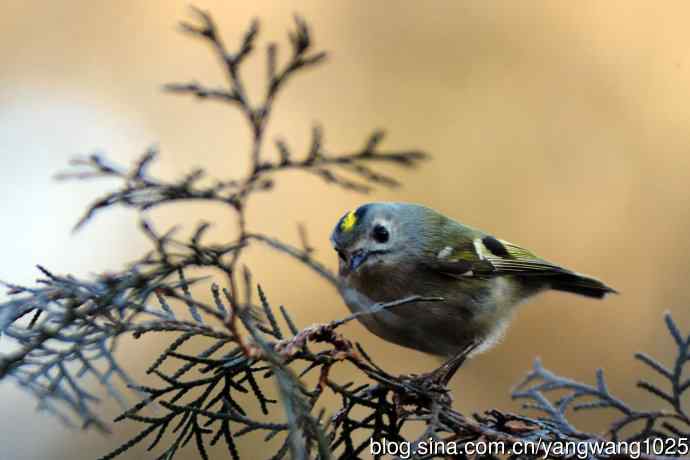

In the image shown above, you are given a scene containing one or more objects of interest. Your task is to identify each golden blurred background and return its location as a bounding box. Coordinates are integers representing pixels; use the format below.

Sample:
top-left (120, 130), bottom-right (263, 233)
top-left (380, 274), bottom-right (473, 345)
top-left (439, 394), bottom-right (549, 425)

top-left (3, 0), bottom-right (690, 458)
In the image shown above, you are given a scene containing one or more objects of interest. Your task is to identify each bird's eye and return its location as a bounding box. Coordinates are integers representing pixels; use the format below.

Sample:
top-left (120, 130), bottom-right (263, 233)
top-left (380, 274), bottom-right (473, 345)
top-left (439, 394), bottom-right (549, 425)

top-left (372, 225), bottom-right (389, 243)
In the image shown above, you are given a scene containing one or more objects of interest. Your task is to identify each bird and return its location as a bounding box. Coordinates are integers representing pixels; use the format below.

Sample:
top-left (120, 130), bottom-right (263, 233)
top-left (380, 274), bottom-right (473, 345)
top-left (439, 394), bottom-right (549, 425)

top-left (330, 202), bottom-right (616, 381)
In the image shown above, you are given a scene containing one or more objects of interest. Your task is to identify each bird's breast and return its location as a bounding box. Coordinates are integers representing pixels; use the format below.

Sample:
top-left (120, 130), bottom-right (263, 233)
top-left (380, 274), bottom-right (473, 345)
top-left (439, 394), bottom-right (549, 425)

top-left (338, 272), bottom-right (536, 357)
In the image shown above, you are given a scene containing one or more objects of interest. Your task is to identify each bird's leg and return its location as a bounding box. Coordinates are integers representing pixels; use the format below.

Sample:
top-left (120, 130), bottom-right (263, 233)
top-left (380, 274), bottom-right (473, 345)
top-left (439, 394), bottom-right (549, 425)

top-left (406, 341), bottom-right (480, 389)
top-left (394, 342), bottom-right (480, 410)
top-left (428, 341), bottom-right (479, 386)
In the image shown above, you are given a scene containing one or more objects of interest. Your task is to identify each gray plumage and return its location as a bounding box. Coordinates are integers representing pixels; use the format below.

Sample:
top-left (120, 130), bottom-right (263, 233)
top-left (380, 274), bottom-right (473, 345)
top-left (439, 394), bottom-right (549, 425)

top-left (330, 202), bottom-right (616, 358)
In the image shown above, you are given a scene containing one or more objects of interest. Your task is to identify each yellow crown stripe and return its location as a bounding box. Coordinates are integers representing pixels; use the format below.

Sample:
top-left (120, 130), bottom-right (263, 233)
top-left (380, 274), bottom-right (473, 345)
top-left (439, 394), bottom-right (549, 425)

top-left (340, 210), bottom-right (358, 232)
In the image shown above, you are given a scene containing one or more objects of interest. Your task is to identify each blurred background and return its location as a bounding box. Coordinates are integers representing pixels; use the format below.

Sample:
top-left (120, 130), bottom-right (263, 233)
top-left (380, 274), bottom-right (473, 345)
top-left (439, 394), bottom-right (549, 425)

top-left (2, 0), bottom-right (690, 458)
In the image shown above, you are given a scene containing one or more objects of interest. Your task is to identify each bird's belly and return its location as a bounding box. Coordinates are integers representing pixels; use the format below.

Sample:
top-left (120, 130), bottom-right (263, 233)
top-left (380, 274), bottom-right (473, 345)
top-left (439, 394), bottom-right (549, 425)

top-left (339, 277), bottom-right (527, 357)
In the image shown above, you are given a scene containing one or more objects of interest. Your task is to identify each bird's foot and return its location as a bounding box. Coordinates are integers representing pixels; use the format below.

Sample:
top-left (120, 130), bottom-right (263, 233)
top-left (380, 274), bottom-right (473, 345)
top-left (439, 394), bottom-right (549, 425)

top-left (406, 341), bottom-right (480, 386)
top-left (394, 375), bottom-right (451, 410)
top-left (397, 342), bottom-right (480, 406)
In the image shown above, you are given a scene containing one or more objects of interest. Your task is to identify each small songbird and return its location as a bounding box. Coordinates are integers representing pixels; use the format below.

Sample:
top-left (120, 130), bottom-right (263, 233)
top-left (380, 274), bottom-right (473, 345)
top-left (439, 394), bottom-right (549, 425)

top-left (330, 202), bottom-right (616, 362)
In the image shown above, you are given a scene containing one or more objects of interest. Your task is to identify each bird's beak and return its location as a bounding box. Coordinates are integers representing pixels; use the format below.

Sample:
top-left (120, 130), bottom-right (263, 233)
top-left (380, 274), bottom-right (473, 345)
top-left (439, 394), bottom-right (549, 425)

top-left (348, 249), bottom-right (368, 272)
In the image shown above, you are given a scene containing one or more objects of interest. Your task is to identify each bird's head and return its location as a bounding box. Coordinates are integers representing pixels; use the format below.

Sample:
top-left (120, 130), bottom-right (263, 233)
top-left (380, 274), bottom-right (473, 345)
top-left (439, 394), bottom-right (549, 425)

top-left (330, 202), bottom-right (426, 277)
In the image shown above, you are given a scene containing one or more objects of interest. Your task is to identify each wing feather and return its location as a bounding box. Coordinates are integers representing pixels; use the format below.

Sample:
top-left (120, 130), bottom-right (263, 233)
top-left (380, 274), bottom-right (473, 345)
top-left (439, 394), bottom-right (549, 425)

top-left (428, 233), bottom-right (575, 278)
top-left (422, 221), bottom-right (616, 297)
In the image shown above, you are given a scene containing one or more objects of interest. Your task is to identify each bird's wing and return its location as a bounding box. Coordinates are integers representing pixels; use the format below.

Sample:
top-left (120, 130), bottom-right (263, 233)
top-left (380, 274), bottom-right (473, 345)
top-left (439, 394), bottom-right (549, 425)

top-left (424, 230), bottom-right (572, 279)
top-left (420, 219), bottom-right (616, 297)
top-left (476, 237), bottom-right (572, 276)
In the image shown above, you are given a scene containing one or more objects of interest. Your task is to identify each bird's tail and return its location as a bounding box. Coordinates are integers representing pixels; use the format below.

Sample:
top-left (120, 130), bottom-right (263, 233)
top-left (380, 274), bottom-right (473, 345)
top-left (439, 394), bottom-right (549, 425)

top-left (550, 272), bottom-right (618, 299)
